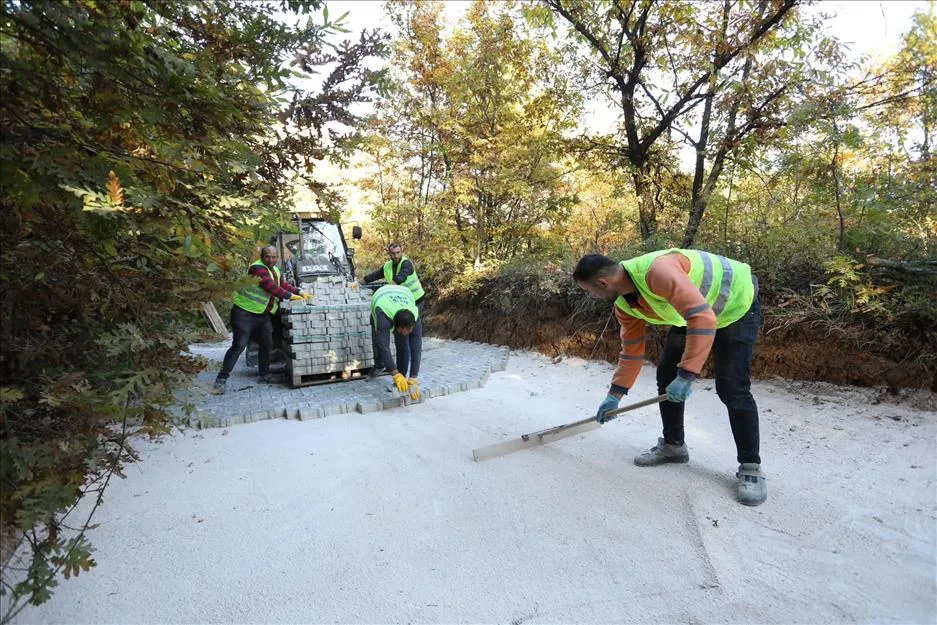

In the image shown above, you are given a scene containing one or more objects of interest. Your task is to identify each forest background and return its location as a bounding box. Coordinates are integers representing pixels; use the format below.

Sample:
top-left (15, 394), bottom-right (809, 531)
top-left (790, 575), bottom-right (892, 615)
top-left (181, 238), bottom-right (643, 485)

top-left (0, 0), bottom-right (934, 621)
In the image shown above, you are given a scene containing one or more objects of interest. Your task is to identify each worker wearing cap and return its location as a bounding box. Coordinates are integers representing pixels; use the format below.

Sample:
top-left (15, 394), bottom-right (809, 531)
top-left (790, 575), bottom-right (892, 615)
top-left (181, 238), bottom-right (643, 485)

top-left (573, 249), bottom-right (765, 506)
top-left (369, 284), bottom-right (422, 401)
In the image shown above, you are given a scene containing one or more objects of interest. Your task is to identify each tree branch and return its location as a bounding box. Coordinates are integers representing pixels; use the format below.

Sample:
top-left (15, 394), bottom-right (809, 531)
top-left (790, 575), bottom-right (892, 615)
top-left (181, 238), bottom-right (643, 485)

top-left (641, 0), bottom-right (798, 151)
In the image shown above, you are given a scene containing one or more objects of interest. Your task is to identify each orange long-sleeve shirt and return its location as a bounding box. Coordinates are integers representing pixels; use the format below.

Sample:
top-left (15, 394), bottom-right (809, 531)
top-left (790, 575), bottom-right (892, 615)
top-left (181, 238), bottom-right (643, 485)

top-left (610, 253), bottom-right (717, 392)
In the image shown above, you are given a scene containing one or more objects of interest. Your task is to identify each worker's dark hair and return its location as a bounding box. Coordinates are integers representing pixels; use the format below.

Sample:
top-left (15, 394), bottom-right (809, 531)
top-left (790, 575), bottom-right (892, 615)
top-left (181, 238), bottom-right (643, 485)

top-left (388, 241), bottom-right (402, 250)
top-left (394, 309), bottom-right (415, 329)
top-left (572, 254), bottom-right (619, 284)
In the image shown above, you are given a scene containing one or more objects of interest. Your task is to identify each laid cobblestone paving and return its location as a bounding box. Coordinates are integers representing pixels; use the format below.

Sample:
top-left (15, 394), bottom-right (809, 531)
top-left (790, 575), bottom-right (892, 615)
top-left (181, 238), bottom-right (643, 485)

top-left (180, 337), bottom-right (510, 429)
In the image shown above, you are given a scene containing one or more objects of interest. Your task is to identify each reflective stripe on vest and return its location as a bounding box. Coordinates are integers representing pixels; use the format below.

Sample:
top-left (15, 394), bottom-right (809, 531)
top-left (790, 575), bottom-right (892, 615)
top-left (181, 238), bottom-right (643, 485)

top-left (383, 256), bottom-right (425, 301)
top-left (615, 249), bottom-right (754, 329)
top-left (370, 284), bottom-right (419, 329)
top-left (232, 260), bottom-right (281, 315)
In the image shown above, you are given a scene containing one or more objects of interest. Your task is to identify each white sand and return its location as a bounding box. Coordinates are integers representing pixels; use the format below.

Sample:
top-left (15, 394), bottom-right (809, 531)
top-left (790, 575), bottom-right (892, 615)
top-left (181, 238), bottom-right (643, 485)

top-left (12, 350), bottom-right (937, 624)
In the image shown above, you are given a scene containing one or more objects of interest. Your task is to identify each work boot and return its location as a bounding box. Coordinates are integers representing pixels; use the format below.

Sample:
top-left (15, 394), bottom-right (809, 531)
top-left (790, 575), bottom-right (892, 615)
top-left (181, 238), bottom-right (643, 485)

top-left (736, 463), bottom-right (767, 506)
top-left (368, 366), bottom-right (386, 380)
top-left (634, 437), bottom-right (690, 467)
top-left (259, 373), bottom-right (279, 384)
top-left (212, 378), bottom-right (226, 395)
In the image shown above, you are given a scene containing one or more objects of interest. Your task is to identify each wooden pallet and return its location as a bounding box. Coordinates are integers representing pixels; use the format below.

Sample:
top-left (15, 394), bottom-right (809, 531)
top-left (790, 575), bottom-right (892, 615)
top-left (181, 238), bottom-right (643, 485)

top-left (290, 366), bottom-right (372, 388)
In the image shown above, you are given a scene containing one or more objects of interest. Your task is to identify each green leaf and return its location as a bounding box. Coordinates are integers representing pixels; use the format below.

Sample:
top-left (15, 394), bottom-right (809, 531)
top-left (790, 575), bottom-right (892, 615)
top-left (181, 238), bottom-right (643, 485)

top-left (0, 386), bottom-right (25, 412)
top-left (0, 0), bottom-right (387, 613)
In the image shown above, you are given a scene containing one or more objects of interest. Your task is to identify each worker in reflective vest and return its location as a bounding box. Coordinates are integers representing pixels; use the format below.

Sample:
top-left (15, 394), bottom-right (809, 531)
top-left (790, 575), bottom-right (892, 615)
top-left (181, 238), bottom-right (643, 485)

top-left (573, 249), bottom-right (766, 506)
top-left (369, 284), bottom-right (422, 402)
top-left (214, 246), bottom-right (311, 394)
top-left (363, 241), bottom-right (425, 309)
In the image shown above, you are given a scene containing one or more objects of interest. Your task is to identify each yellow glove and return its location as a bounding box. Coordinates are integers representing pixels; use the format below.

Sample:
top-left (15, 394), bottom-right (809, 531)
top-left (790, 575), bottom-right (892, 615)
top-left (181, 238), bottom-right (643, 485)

top-left (407, 378), bottom-right (420, 401)
top-left (301, 291), bottom-right (313, 300)
top-left (392, 372), bottom-right (409, 393)
top-left (290, 294), bottom-right (304, 301)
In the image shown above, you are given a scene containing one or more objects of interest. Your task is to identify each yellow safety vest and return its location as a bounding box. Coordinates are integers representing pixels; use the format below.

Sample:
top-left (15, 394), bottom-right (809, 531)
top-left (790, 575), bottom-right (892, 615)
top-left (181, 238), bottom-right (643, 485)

top-left (370, 284), bottom-right (419, 329)
top-left (616, 249), bottom-right (754, 328)
top-left (383, 255), bottom-right (425, 301)
top-left (232, 260), bottom-right (281, 314)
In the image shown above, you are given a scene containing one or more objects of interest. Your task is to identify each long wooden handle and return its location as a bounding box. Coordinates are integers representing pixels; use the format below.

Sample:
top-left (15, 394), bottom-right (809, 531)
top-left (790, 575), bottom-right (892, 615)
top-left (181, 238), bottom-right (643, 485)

top-left (605, 393), bottom-right (669, 419)
top-left (527, 394), bottom-right (668, 440)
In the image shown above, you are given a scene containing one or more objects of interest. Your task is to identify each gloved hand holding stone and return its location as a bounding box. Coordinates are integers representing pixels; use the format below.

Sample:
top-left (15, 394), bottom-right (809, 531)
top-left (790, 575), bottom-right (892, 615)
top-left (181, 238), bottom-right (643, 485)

top-left (665, 375), bottom-right (694, 403)
top-left (407, 378), bottom-right (420, 401)
top-left (301, 291), bottom-right (313, 300)
top-left (290, 294), bottom-right (304, 301)
top-left (392, 372), bottom-right (409, 393)
top-left (596, 393), bottom-right (620, 424)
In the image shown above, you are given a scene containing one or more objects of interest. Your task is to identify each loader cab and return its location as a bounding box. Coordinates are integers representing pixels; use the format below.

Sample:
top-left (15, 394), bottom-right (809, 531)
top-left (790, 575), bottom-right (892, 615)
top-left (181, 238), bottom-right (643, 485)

top-left (280, 217), bottom-right (360, 287)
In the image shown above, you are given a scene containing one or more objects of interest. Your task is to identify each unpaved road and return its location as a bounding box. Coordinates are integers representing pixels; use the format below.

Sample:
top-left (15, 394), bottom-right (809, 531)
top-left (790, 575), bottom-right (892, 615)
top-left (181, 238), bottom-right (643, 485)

top-left (12, 347), bottom-right (937, 624)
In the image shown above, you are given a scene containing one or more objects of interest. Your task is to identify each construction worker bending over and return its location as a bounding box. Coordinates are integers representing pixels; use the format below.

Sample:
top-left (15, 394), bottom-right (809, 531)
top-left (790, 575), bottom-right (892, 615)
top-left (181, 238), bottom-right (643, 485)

top-left (573, 250), bottom-right (766, 506)
top-left (370, 284), bottom-right (422, 401)
top-left (214, 246), bottom-right (312, 394)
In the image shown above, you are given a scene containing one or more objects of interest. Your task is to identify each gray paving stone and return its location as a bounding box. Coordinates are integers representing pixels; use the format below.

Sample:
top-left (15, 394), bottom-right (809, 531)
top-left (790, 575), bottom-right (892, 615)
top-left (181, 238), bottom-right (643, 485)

top-left (356, 400), bottom-right (380, 413)
top-left (181, 337), bottom-right (509, 429)
top-left (382, 397), bottom-right (406, 410)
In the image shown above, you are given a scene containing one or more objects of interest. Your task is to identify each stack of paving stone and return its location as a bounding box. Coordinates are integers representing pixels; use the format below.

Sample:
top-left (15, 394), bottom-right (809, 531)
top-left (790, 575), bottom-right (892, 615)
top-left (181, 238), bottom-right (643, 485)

top-left (282, 275), bottom-right (374, 387)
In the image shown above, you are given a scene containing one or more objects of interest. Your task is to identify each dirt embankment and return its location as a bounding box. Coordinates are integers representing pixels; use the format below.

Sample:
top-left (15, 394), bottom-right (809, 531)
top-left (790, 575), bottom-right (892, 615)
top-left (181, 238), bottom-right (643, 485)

top-left (425, 281), bottom-right (936, 393)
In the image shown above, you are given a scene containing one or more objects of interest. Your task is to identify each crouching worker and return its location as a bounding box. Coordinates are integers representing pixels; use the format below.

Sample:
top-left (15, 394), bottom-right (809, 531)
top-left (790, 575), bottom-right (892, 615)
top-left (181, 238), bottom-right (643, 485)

top-left (572, 250), bottom-right (765, 506)
top-left (370, 284), bottom-right (422, 401)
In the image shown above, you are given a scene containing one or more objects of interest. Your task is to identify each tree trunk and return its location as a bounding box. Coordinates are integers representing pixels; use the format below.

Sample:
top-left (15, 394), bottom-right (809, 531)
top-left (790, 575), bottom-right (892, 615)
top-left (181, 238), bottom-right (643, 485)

top-left (723, 162), bottom-right (734, 242)
top-left (920, 66), bottom-right (933, 160)
top-left (474, 194), bottom-right (486, 268)
top-left (831, 118), bottom-right (846, 251)
top-left (632, 162), bottom-right (656, 240)
top-left (684, 87), bottom-right (715, 248)
top-left (683, 0), bottom-right (732, 248)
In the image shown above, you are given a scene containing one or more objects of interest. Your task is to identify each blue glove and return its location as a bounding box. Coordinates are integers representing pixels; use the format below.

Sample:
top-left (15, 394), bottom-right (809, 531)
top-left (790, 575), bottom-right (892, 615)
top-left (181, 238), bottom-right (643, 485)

top-left (665, 375), bottom-right (694, 403)
top-left (596, 394), bottom-right (621, 424)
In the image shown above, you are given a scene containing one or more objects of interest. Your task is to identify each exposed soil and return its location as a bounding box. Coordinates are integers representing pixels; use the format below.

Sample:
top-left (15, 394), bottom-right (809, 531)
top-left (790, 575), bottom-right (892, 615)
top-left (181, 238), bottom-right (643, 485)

top-left (426, 294), bottom-right (936, 394)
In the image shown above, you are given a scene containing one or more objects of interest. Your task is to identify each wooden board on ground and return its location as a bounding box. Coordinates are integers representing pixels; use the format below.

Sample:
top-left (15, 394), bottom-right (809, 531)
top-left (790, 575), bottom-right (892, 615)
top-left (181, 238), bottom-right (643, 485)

top-left (201, 302), bottom-right (227, 334)
top-left (472, 395), bottom-right (668, 463)
top-left (472, 420), bottom-right (601, 462)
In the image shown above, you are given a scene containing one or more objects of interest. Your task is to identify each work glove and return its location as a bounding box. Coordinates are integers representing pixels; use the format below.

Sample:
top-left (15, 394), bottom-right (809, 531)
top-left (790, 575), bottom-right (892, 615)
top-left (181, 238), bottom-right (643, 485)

top-left (392, 372), bottom-right (409, 393)
top-left (665, 375), bottom-right (694, 403)
top-left (289, 294), bottom-right (304, 301)
top-left (407, 378), bottom-right (420, 401)
top-left (596, 394), bottom-right (620, 424)
top-left (301, 291), bottom-right (313, 300)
